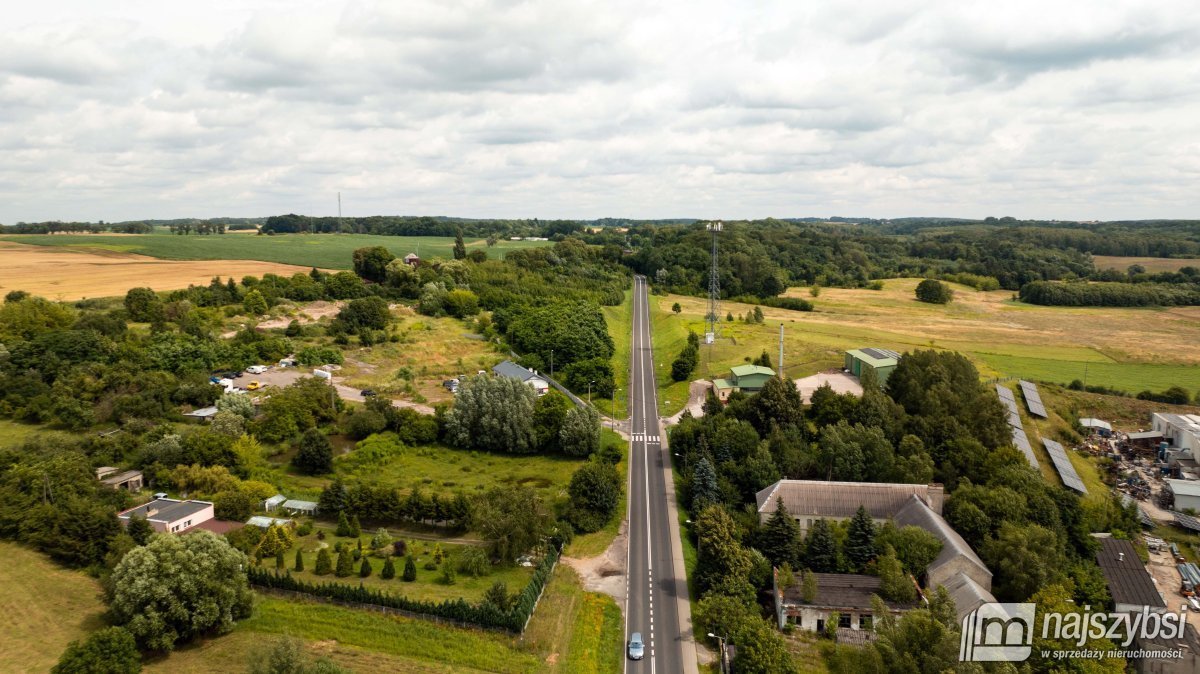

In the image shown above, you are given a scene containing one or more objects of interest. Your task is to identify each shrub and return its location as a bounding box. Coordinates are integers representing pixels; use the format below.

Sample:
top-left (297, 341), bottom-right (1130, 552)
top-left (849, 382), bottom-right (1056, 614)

top-left (382, 556), bottom-right (396, 579)
top-left (53, 627), bottom-right (140, 674)
top-left (915, 279), bottom-right (953, 304)
top-left (403, 556), bottom-right (417, 581)
top-left (314, 549), bottom-right (332, 575)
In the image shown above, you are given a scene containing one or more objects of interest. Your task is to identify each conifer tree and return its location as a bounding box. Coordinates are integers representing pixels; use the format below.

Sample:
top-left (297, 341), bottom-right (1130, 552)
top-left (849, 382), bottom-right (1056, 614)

top-left (350, 515), bottom-right (362, 538)
top-left (335, 550), bottom-right (353, 577)
top-left (294, 549), bottom-right (305, 572)
top-left (359, 558), bottom-right (372, 578)
top-left (845, 506), bottom-right (878, 572)
top-left (336, 511), bottom-right (352, 537)
top-left (314, 548), bottom-right (332, 575)
top-left (691, 457), bottom-right (721, 512)
top-left (758, 497), bottom-right (801, 568)
top-left (804, 518), bottom-right (838, 573)
top-left (275, 550), bottom-right (285, 570)
top-left (403, 555), bottom-right (417, 581)
top-left (382, 556), bottom-right (396, 579)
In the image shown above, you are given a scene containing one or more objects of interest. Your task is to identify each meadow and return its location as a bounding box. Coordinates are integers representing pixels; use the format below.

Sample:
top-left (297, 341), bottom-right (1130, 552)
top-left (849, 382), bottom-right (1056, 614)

top-left (602, 290), bottom-right (634, 420)
top-left (0, 231), bottom-right (552, 269)
top-left (649, 278), bottom-right (1200, 414)
top-left (0, 542), bottom-right (108, 672)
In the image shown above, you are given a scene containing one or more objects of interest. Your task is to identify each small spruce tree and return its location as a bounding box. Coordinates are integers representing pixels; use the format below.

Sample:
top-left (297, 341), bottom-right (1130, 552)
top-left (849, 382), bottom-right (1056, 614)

top-left (359, 558), bottom-right (372, 578)
top-left (335, 550), bottom-right (353, 577)
top-left (275, 550), bottom-right (285, 570)
top-left (403, 555), bottom-right (417, 581)
top-left (382, 556), bottom-right (396, 579)
top-left (294, 549), bottom-right (305, 572)
top-left (314, 548), bottom-right (333, 575)
top-left (336, 511), bottom-right (352, 537)
top-left (349, 515), bottom-right (362, 538)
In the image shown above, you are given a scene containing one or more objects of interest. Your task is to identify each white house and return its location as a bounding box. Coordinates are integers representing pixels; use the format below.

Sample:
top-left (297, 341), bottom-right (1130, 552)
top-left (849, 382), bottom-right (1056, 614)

top-left (1154, 413), bottom-right (1200, 453)
top-left (118, 498), bottom-right (214, 534)
top-left (1167, 479), bottom-right (1200, 512)
top-left (774, 571), bottom-right (915, 634)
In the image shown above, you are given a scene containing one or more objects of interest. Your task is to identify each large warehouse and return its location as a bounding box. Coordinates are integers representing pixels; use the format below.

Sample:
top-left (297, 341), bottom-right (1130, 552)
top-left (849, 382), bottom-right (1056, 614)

top-left (844, 348), bottom-right (900, 385)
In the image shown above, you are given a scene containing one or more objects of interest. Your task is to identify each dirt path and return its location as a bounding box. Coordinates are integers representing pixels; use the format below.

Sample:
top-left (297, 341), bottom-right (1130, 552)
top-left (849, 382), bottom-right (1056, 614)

top-left (665, 380), bottom-right (711, 425)
top-left (562, 520), bottom-right (628, 606)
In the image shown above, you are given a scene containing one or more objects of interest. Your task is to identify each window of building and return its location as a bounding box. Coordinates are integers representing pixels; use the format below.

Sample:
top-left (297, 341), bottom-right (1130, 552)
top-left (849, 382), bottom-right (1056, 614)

top-left (184, 520), bottom-right (191, 527)
top-left (859, 615), bottom-right (872, 629)
top-left (838, 614), bottom-right (851, 628)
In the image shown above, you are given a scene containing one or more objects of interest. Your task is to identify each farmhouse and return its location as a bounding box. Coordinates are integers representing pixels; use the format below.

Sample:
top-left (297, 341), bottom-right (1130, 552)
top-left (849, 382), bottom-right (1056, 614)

top-left (1095, 538), bottom-right (1167, 614)
top-left (712, 364), bottom-right (776, 402)
top-left (118, 498), bottom-right (214, 534)
top-left (774, 571), bottom-right (915, 634)
top-left (95, 467), bottom-right (144, 491)
top-left (844, 348), bottom-right (900, 385)
top-left (492, 360), bottom-right (550, 396)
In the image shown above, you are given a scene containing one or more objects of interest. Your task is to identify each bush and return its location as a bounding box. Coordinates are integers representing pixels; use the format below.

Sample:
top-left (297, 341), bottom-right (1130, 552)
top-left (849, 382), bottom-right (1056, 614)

top-left (403, 555), bottom-right (417, 582)
top-left (457, 546), bottom-right (491, 577)
top-left (53, 627), bottom-right (141, 674)
top-left (314, 549), bottom-right (332, 575)
top-left (915, 279), bottom-right (953, 304)
top-left (381, 556), bottom-right (396, 579)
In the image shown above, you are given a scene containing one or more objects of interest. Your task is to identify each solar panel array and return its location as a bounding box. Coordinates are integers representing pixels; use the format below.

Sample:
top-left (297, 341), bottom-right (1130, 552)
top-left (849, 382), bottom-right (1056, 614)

top-left (1173, 511), bottom-right (1200, 532)
top-left (1019, 380), bottom-right (1048, 418)
top-left (995, 384), bottom-right (1039, 468)
top-left (1043, 438), bottom-right (1087, 494)
top-left (1122, 494), bottom-right (1155, 528)
top-left (1011, 427), bottom-right (1039, 468)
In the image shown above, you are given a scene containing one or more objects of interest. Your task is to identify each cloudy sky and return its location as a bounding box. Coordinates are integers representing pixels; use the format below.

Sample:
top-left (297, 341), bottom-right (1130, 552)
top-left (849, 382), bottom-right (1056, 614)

top-left (3, 0), bottom-right (1199, 222)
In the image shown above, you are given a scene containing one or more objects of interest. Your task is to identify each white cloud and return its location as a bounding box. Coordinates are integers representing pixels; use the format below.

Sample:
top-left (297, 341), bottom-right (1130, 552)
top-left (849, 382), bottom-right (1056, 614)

top-left (1, 0), bottom-right (1199, 222)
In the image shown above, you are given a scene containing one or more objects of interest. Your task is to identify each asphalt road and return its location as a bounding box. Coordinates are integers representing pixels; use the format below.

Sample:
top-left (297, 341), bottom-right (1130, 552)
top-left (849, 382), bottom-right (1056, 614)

top-left (625, 275), bottom-right (697, 674)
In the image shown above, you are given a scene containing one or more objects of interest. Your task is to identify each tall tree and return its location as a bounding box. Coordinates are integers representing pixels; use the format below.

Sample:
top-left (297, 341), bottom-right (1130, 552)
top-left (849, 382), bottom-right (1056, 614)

top-left (292, 429), bottom-right (333, 475)
top-left (125, 515), bottom-right (154, 546)
top-left (444, 375), bottom-right (538, 453)
top-left (351, 246), bottom-right (396, 283)
top-left (844, 506), bottom-right (877, 572)
top-left (559, 405), bottom-right (601, 457)
top-left (757, 497), bottom-right (800, 568)
top-left (691, 457), bottom-right (721, 512)
top-left (453, 230), bottom-right (467, 260)
top-left (803, 519), bottom-right (837, 573)
top-left (695, 505), bottom-right (754, 598)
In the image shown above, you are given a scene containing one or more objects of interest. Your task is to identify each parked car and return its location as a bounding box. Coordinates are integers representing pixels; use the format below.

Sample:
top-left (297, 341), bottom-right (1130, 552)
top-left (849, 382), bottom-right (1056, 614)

top-left (361, 389), bottom-right (377, 398)
top-left (246, 365), bottom-right (268, 374)
top-left (627, 633), bottom-right (644, 660)
top-left (246, 381), bottom-right (262, 391)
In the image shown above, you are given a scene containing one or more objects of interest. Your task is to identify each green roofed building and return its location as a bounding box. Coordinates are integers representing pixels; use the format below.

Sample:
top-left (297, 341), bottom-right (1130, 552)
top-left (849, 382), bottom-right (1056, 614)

top-left (844, 348), bottom-right (900, 385)
top-left (712, 364), bottom-right (776, 402)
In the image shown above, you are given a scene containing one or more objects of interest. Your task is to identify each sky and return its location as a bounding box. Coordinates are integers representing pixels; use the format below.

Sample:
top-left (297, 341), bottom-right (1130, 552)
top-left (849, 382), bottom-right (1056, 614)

top-left (2, 0), bottom-right (1199, 223)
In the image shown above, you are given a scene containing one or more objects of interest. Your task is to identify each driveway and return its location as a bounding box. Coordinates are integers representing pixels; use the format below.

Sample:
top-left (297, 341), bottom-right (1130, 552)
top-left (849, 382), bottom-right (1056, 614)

top-left (230, 367), bottom-right (434, 415)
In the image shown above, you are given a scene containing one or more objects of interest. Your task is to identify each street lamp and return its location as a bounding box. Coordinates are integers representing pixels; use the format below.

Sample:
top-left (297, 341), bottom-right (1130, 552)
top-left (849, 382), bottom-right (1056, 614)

top-left (549, 350), bottom-right (554, 379)
top-left (707, 633), bottom-right (729, 674)
top-left (588, 380), bottom-right (594, 404)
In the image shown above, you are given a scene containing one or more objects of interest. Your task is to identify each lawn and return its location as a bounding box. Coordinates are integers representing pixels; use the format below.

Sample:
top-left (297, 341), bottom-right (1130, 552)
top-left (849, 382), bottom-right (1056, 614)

top-left (146, 565), bottom-right (622, 674)
top-left (336, 308), bottom-right (504, 405)
top-left (651, 278), bottom-right (1200, 415)
top-left (0, 232), bottom-right (552, 269)
top-left (0, 542), bottom-right (108, 673)
top-left (277, 523), bottom-right (534, 604)
top-left (603, 289), bottom-right (634, 420)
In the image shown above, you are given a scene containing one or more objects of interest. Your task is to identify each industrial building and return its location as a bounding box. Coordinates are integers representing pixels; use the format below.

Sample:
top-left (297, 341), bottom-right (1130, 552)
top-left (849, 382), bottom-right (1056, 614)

top-left (843, 348), bottom-right (900, 385)
top-left (712, 364), bottom-right (776, 401)
top-left (1153, 413), bottom-right (1200, 454)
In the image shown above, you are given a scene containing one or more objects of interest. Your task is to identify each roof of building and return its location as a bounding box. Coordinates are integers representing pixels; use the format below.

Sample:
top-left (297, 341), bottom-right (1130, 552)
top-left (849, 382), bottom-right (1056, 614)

top-left (712, 378), bottom-right (735, 390)
top-left (184, 406), bottom-right (219, 418)
top-left (1155, 413), bottom-right (1200, 433)
top-left (281, 499), bottom-right (318, 511)
top-left (1167, 479), bottom-right (1200, 498)
top-left (100, 469), bottom-right (143, 486)
top-left (756, 480), bottom-right (943, 519)
top-left (846, 348), bottom-right (900, 367)
top-left (247, 516), bottom-right (294, 528)
top-left (492, 360), bottom-right (545, 383)
top-left (1127, 430), bottom-right (1164, 441)
top-left (1095, 538), bottom-right (1167, 609)
top-left (780, 573), bottom-right (916, 611)
top-left (939, 571), bottom-right (997, 623)
top-left (119, 498), bottom-right (212, 523)
top-left (1079, 418), bottom-right (1113, 431)
top-left (730, 364), bottom-right (775, 378)
top-left (893, 495), bottom-right (990, 580)
top-left (404, 252), bottom-right (419, 260)
top-left (263, 494), bottom-right (287, 507)
top-left (1136, 620), bottom-right (1200, 654)
top-left (186, 519), bottom-right (243, 535)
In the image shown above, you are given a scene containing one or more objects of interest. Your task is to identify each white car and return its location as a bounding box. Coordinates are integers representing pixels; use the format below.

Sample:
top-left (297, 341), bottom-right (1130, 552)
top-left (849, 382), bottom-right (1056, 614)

top-left (246, 365), bottom-right (268, 374)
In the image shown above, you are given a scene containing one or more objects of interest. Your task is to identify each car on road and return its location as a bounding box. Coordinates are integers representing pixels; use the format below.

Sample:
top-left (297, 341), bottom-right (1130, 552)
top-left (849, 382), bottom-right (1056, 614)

top-left (246, 381), bottom-right (262, 391)
top-left (360, 389), bottom-right (377, 397)
top-left (246, 365), bottom-right (268, 374)
top-left (627, 633), bottom-right (644, 660)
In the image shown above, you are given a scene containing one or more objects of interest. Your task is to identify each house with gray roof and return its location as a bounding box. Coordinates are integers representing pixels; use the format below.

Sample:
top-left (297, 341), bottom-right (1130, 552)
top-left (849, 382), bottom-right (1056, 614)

top-left (774, 571), bottom-right (917, 634)
top-left (119, 498), bottom-right (214, 534)
top-left (755, 479), bottom-right (944, 534)
top-left (1096, 537), bottom-right (1167, 613)
top-left (893, 494), bottom-right (996, 621)
top-left (492, 360), bottom-right (549, 396)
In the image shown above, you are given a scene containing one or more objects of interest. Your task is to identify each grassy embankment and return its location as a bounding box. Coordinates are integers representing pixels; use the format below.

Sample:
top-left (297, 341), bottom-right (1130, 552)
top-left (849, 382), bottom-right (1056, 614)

top-left (651, 278), bottom-right (1200, 416)
top-left (603, 289), bottom-right (634, 421)
top-left (0, 542), bottom-right (108, 672)
top-left (0, 232), bottom-right (552, 268)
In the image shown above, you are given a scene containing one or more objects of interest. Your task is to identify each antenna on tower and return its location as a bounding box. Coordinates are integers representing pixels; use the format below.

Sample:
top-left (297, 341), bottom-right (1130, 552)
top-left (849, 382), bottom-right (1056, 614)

top-left (705, 221), bottom-right (722, 345)
top-left (337, 192), bottom-right (343, 232)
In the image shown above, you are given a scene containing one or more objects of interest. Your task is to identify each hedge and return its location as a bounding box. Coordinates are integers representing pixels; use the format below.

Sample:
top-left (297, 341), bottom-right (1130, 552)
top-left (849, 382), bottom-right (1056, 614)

top-left (248, 545), bottom-right (559, 633)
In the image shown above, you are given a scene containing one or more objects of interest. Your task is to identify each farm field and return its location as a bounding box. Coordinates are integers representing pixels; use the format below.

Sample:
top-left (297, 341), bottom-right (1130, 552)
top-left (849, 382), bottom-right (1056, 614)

top-left (1092, 255), bottom-right (1200, 273)
top-left (650, 278), bottom-right (1200, 414)
top-left (0, 232), bottom-right (553, 269)
top-left (0, 241), bottom-right (321, 301)
top-left (0, 542), bottom-right (108, 673)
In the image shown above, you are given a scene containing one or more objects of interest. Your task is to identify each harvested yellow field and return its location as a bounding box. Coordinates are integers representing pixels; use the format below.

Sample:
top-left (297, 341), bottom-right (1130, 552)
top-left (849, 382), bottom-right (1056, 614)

top-left (1092, 255), bottom-right (1200, 273)
top-left (0, 241), bottom-right (321, 301)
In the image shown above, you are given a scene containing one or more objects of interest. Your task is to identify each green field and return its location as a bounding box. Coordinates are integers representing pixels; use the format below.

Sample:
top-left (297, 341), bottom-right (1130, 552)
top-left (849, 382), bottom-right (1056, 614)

top-left (602, 290), bottom-right (634, 419)
top-left (651, 278), bottom-right (1200, 414)
top-left (0, 542), bottom-right (108, 673)
top-left (146, 565), bottom-right (622, 674)
top-left (0, 232), bottom-right (552, 269)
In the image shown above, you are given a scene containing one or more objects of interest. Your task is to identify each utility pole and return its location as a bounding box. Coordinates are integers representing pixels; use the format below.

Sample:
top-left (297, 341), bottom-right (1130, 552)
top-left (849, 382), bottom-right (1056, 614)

top-left (778, 323), bottom-right (784, 377)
